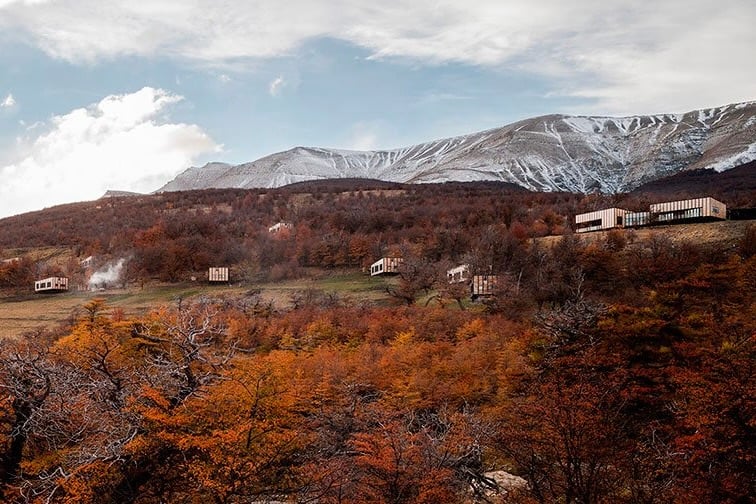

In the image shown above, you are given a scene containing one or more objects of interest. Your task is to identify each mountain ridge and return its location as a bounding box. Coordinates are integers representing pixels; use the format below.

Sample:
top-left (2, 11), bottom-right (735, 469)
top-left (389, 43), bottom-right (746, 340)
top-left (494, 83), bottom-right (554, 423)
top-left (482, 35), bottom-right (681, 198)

top-left (159, 101), bottom-right (756, 194)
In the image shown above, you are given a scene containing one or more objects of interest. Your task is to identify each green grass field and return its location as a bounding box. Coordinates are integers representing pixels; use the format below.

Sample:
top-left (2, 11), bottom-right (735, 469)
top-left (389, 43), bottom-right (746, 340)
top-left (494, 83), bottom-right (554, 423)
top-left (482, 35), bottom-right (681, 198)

top-left (0, 269), bottom-right (395, 338)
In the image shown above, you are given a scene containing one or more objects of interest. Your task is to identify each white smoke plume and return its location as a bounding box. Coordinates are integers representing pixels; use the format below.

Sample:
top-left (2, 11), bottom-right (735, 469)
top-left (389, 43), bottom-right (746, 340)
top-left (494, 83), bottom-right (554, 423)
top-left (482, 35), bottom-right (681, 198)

top-left (88, 258), bottom-right (126, 289)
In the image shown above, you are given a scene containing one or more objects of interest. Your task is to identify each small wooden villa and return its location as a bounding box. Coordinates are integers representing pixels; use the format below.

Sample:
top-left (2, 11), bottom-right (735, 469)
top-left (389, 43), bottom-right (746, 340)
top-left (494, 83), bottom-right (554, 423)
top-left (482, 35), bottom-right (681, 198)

top-left (268, 222), bottom-right (292, 233)
top-left (208, 267), bottom-right (230, 283)
top-left (447, 264), bottom-right (471, 284)
top-left (370, 257), bottom-right (403, 276)
top-left (471, 275), bottom-right (499, 298)
top-left (34, 277), bottom-right (69, 293)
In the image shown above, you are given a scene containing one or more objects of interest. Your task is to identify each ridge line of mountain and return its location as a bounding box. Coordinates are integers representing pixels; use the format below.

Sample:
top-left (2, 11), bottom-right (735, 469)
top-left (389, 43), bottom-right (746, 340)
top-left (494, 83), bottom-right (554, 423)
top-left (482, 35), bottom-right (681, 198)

top-left (157, 100), bottom-right (756, 195)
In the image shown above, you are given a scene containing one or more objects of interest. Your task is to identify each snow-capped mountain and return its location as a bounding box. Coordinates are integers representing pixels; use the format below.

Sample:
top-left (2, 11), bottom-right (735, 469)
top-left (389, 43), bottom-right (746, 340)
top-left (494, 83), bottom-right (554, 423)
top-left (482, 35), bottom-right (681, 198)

top-left (160, 102), bottom-right (756, 194)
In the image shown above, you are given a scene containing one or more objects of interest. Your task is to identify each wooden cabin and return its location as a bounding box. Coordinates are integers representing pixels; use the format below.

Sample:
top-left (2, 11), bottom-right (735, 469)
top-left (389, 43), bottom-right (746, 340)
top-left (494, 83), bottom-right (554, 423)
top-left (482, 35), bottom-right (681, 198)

top-left (370, 257), bottom-right (403, 276)
top-left (268, 222), bottom-right (292, 233)
top-left (208, 267), bottom-right (229, 283)
top-left (471, 275), bottom-right (499, 298)
top-left (447, 264), bottom-right (471, 284)
top-left (34, 277), bottom-right (69, 293)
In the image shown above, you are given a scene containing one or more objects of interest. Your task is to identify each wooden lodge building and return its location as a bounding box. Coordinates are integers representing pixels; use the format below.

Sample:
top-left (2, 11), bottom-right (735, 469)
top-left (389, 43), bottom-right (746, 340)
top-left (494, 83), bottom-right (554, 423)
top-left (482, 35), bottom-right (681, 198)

top-left (576, 196), bottom-right (727, 233)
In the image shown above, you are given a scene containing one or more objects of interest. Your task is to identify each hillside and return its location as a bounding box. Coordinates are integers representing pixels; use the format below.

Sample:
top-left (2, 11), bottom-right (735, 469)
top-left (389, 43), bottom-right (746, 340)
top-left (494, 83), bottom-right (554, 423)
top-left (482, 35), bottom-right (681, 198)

top-left (160, 101), bottom-right (756, 194)
top-left (632, 160), bottom-right (756, 200)
top-left (2, 219), bottom-right (751, 339)
top-left (1, 178), bottom-right (753, 292)
top-left (0, 178), bottom-right (753, 503)
top-left (2, 178), bottom-right (753, 339)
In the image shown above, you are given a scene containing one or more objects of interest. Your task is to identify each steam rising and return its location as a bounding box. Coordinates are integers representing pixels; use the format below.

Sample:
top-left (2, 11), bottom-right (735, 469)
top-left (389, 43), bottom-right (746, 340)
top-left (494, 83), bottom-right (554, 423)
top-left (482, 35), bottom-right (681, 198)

top-left (88, 258), bottom-right (126, 289)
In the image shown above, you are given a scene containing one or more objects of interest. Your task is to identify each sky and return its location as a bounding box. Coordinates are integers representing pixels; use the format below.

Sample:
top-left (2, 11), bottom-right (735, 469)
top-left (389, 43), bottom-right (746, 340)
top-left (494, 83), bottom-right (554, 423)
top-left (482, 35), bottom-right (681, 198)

top-left (0, 0), bottom-right (754, 219)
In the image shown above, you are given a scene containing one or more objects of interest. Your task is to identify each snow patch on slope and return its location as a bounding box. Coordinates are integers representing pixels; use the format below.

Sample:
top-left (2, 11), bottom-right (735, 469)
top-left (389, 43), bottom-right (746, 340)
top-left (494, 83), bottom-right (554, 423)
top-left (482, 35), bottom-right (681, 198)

top-left (705, 142), bottom-right (756, 172)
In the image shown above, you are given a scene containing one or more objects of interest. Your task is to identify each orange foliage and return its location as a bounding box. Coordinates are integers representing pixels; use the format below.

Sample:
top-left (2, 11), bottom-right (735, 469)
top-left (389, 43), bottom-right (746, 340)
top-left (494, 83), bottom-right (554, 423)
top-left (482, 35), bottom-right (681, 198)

top-left (0, 251), bottom-right (752, 502)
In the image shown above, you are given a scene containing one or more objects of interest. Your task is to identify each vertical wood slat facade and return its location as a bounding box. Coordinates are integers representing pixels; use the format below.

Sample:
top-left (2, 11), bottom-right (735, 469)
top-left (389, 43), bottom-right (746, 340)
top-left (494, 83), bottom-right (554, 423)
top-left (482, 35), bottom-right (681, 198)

top-left (649, 197), bottom-right (726, 223)
top-left (575, 208), bottom-right (628, 233)
top-left (208, 267), bottom-right (229, 282)
top-left (472, 275), bottom-right (499, 297)
top-left (370, 257), bottom-right (403, 276)
top-left (575, 196), bottom-right (727, 233)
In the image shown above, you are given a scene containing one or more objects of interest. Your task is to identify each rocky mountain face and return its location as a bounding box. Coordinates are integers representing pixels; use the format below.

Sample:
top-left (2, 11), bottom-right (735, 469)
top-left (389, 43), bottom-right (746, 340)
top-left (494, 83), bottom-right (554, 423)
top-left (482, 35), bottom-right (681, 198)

top-left (160, 102), bottom-right (756, 194)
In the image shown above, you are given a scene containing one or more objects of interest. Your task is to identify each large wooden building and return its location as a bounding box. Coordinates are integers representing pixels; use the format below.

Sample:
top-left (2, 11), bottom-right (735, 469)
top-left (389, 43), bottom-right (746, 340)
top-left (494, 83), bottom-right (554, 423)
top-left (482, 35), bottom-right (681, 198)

top-left (649, 197), bottom-right (726, 223)
top-left (575, 208), bottom-right (628, 233)
top-left (575, 196), bottom-right (727, 233)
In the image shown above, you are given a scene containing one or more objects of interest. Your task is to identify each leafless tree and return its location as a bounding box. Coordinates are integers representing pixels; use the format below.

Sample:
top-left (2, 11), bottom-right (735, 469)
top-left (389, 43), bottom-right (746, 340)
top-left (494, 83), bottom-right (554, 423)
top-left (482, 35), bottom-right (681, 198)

top-left (0, 338), bottom-right (140, 502)
top-left (132, 297), bottom-right (230, 408)
top-left (386, 256), bottom-right (437, 306)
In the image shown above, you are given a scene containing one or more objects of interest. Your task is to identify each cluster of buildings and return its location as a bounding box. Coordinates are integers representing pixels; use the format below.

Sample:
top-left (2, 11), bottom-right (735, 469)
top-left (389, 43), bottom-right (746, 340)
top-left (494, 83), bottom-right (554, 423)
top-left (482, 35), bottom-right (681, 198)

top-left (30, 197), bottom-right (732, 297)
top-left (35, 266), bottom-right (232, 293)
top-left (575, 196), bottom-right (726, 233)
top-left (445, 265), bottom-right (499, 298)
top-left (369, 259), bottom-right (499, 299)
top-left (451, 267), bottom-right (500, 298)
top-left (31, 220), bottom-right (291, 294)
top-left (367, 196), bottom-right (730, 300)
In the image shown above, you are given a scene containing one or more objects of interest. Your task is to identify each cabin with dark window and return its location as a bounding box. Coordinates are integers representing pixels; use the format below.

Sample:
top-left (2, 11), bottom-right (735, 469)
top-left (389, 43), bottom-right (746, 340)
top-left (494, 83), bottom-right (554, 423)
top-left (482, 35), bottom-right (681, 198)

top-left (268, 222), bottom-right (292, 233)
top-left (34, 277), bottom-right (69, 293)
top-left (370, 257), bottom-right (403, 276)
top-left (650, 197), bottom-right (726, 224)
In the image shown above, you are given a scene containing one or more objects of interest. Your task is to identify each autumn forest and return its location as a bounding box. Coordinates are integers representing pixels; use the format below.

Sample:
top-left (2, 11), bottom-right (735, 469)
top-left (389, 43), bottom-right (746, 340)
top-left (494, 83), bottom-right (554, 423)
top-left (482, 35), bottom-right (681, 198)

top-left (0, 178), bottom-right (754, 503)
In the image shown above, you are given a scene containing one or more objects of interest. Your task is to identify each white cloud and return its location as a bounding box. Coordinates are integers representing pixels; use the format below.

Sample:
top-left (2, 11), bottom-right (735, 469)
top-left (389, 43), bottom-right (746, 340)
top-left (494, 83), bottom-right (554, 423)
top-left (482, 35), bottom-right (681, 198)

top-left (268, 75), bottom-right (286, 96)
top-left (0, 87), bottom-right (219, 218)
top-left (348, 131), bottom-right (378, 152)
top-left (522, 2), bottom-right (756, 115)
top-left (0, 0), bottom-right (49, 7)
top-left (1, 93), bottom-right (16, 108)
top-left (0, 1), bottom-right (753, 114)
top-left (419, 92), bottom-right (472, 105)
top-left (346, 121), bottom-right (384, 151)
